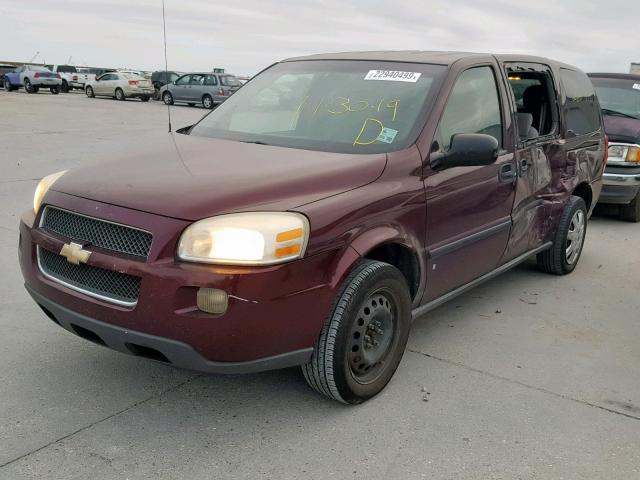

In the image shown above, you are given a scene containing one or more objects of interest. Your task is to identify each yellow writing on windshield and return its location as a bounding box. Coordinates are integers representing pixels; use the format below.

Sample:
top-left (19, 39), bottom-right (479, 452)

top-left (353, 118), bottom-right (385, 146)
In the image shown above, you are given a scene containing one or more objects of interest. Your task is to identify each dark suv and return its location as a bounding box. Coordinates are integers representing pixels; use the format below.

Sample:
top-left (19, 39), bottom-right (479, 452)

top-left (150, 70), bottom-right (182, 100)
top-left (19, 52), bottom-right (605, 404)
top-left (589, 73), bottom-right (640, 221)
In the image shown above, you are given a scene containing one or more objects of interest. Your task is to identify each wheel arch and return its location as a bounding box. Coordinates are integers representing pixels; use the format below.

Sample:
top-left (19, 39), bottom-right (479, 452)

top-left (572, 182), bottom-right (593, 211)
top-left (348, 226), bottom-right (423, 303)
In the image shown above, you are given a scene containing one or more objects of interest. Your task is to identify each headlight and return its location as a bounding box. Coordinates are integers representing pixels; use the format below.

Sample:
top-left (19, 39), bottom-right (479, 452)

top-left (177, 212), bottom-right (309, 265)
top-left (608, 144), bottom-right (640, 165)
top-left (33, 171), bottom-right (67, 214)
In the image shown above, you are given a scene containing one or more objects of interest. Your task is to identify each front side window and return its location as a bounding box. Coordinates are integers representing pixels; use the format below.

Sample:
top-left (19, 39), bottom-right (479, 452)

top-left (190, 60), bottom-right (446, 154)
top-left (591, 77), bottom-right (640, 120)
top-left (560, 69), bottom-right (601, 136)
top-left (175, 75), bottom-right (190, 86)
top-left (434, 66), bottom-right (503, 151)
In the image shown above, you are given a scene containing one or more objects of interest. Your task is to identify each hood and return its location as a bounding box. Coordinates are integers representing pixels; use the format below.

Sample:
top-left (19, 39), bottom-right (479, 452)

top-left (52, 133), bottom-right (387, 221)
top-left (603, 115), bottom-right (640, 144)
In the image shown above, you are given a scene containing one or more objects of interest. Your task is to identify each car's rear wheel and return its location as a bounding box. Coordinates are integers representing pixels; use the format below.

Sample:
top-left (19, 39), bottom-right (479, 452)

top-left (4, 78), bottom-right (12, 91)
top-left (50, 86), bottom-right (60, 94)
top-left (61, 80), bottom-right (69, 93)
top-left (85, 86), bottom-right (95, 98)
top-left (140, 96), bottom-right (150, 102)
top-left (162, 91), bottom-right (174, 105)
top-left (302, 260), bottom-right (411, 404)
top-left (202, 94), bottom-right (213, 109)
top-left (537, 195), bottom-right (587, 275)
top-left (24, 78), bottom-right (34, 93)
top-left (619, 191), bottom-right (640, 222)
top-left (115, 88), bottom-right (126, 101)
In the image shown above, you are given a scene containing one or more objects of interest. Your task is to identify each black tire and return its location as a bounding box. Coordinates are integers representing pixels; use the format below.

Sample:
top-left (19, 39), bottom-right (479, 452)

top-left (85, 86), bottom-right (95, 98)
top-left (115, 88), bottom-right (125, 101)
top-left (153, 88), bottom-right (160, 101)
top-left (202, 94), bottom-right (214, 109)
top-left (619, 192), bottom-right (640, 222)
top-left (302, 260), bottom-right (412, 404)
top-left (3, 78), bottom-right (13, 91)
top-left (162, 91), bottom-right (174, 105)
top-left (537, 196), bottom-right (587, 275)
top-left (33, 86), bottom-right (40, 93)
top-left (140, 96), bottom-right (150, 102)
top-left (61, 80), bottom-right (69, 93)
top-left (50, 86), bottom-right (60, 94)
top-left (24, 78), bottom-right (34, 93)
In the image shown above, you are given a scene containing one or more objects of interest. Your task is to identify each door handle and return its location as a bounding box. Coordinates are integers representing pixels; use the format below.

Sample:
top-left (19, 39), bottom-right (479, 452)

top-left (499, 163), bottom-right (517, 183)
top-left (520, 158), bottom-right (530, 173)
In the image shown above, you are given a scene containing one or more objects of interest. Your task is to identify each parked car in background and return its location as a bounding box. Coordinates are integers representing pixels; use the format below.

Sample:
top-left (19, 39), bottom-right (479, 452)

top-left (0, 64), bottom-right (15, 89)
top-left (4, 65), bottom-right (62, 94)
top-left (44, 65), bottom-right (89, 92)
top-left (159, 72), bottom-right (242, 109)
top-left (151, 70), bottom-right (182, 100)
top-left (589, 73), bottom-right (640, 221)
top-left (85, 72), bottom-right (154, 101)
top-left (20, 52), bottom-right (605, 404)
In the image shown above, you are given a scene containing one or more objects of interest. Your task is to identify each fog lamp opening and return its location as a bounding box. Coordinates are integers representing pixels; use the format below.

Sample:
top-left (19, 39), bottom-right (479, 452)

top-left (197, 288), bottom-right (229, 315)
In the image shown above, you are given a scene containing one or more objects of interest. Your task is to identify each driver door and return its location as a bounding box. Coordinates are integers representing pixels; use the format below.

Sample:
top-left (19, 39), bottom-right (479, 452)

top-left (423, 65), bottom-right (517, 301)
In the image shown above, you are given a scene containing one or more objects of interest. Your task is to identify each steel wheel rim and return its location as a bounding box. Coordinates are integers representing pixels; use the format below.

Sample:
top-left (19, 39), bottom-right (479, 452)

top-left (566, 210), bottom-right (585, 264)
top-left (348, 288), bottom-right (397, 384)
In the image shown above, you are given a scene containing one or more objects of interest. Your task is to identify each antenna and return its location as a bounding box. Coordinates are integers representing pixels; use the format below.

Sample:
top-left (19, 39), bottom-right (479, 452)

top-left (162, 0), bottom-right (172, 133)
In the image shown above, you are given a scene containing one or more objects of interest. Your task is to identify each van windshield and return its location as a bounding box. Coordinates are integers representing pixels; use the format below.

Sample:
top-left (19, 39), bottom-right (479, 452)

top-left (190, 60), bottom-right (446, 154)
top-left (591, 77), bottom-right (640, 120)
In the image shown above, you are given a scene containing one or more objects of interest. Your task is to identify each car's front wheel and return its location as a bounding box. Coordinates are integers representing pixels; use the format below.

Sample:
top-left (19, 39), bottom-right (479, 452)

top-left (50, 86), bottom-right (60, 94)
top-left (85, 86), bottom-right (95, 98)
top-left (61, 80), bottom-right (69, 93)
top-left (537, 195), bottom-right (587, 275)
top-left (620, 191), bottom-right (640, 222)
top-left (140, 96), bottom-right (150, 102)
top-left (162, 91), bottom-right (174, 105)
top-left (303, 260), bottom-right (412, 404)
top-left (4, 78), bottom-right (13, 91)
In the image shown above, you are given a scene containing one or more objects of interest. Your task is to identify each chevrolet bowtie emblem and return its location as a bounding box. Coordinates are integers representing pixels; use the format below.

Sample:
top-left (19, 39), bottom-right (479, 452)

top-left (60, 242), bottom-right (92, 265)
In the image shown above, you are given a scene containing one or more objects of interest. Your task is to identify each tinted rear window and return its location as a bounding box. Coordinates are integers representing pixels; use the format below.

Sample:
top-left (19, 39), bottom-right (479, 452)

top-left (220, 75), bottom-right (241, 87)
top-left (560, 69), bottom-right (601, 136)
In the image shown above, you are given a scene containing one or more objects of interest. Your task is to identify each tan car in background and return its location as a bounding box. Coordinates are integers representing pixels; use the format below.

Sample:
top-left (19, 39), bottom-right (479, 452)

top-left (85, 72), bottom-right (154, 101)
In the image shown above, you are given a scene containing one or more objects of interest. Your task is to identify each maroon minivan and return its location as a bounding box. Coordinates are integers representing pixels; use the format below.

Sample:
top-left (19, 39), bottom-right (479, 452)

top-left (19, 52), bottom-right (606, 404)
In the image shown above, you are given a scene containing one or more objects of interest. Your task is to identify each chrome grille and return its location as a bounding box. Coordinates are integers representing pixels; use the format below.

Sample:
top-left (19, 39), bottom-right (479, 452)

top-left (38, 248), bottom-right (141, 306)
top-left (41, 207), bottom-right (152, 258)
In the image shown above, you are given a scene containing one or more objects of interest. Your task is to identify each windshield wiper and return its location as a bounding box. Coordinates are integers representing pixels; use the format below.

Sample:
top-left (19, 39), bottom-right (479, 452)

top-left (601, 108), bottom-right (639, 120)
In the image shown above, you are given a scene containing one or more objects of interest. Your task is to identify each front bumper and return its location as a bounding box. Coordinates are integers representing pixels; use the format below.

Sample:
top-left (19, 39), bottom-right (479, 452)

top-left (600, 168), bottom-right (640, 205)
top-left (19, 191), bottom-right (355, 372)
top-left (26, 285), bottom-right (312, 373)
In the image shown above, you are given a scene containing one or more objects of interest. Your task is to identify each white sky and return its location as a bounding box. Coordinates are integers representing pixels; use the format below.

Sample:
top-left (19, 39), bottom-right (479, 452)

top-left (0, 0), bottom-right (637, 76)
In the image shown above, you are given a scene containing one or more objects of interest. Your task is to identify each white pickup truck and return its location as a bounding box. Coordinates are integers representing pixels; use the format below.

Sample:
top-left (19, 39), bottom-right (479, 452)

top-left (45, 65), bottom-right (95, 92)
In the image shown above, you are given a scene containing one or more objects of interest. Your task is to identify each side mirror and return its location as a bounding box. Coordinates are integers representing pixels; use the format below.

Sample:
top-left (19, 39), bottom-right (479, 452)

top-left (430, 133), bottom-right (499, 171)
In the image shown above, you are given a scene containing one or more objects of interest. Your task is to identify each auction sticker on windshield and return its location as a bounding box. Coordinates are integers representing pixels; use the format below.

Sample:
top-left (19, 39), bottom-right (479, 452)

top-left (364, 70), bottom-right (422, 83)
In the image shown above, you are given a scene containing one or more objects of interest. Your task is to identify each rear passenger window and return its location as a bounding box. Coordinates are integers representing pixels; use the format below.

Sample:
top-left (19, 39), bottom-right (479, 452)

top-left (435, 66), bottom-right (503, 150)
top-left (204, 75), bottom-right (218, 86)
top-left (560, 69), bottom-right (601, 136)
